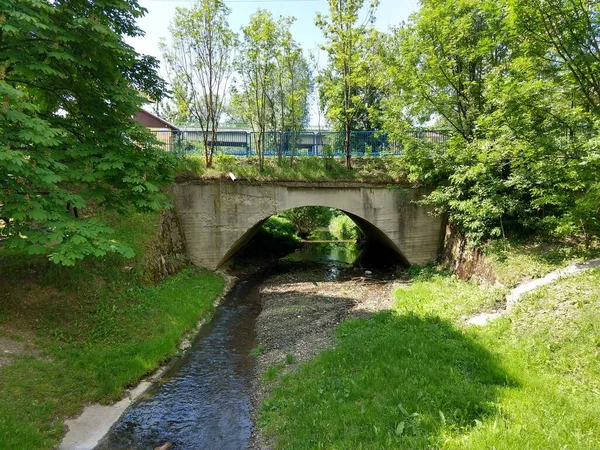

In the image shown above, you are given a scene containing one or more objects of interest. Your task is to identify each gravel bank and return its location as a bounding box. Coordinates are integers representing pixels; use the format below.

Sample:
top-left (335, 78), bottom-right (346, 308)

top-left (248, 262), bottom-right (405, 449)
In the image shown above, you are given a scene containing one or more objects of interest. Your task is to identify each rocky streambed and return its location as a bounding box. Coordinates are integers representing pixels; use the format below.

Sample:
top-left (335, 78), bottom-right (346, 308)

top-left (249, 261), bottom-right (404, 449)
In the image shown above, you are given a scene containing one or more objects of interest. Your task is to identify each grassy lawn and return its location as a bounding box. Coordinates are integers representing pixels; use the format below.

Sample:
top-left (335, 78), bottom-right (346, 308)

top-left (260, 264), bottom-right (600, 449)
top-left (484, 238), bottom-right (600, 287)
top-left (0, 211), bottom-right (224, 449)
top-left (175, 154), bottom-right (410, 183)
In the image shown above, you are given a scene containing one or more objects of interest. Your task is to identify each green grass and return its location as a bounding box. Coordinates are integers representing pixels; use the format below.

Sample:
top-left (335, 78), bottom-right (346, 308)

top-left (259, 264), bottom-right (600, 449)
top-left (485, 237), bottom-right (600, 287)
top-left (175, 154), bottom-right (410, 183)
top-left (0, 210), bottom-right (224, 449)
top-left (250, 344), bottom-right (265, 357)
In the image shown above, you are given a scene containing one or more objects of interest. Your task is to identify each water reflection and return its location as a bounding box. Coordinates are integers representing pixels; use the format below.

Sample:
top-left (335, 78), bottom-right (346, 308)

top-left (95, 282), bottom-right (261, 450)
top-left (283, 241), bottom-right (359, 265)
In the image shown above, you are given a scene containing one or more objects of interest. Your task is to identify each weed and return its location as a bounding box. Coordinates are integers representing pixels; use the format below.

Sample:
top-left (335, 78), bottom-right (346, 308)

top-left (263, 363), bottom-right (285, 381)
top-left (250, 344), bottom-right (265, 357)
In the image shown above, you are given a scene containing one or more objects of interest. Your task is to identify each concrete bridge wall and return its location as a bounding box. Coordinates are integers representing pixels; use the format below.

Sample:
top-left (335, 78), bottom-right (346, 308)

top-left (173, 181), bottom-right (445, 269)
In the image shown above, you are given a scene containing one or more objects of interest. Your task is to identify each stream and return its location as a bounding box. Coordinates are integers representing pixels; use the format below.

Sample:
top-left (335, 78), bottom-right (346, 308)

top-left (95, 242), bottom-right (360, 450)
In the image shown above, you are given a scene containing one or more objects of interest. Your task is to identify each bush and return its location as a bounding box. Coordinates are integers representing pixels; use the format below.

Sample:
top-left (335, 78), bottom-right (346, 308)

top-left (262, 216), bottom-right (298, 239)
top-left (329, 215), bottom-right (360, 241)
top-left (236, 215), bottom-right (301, 260)
top-left (282, 207), bottom-right (333, 238)
top-left (213, 153), bottom-right (237, 172)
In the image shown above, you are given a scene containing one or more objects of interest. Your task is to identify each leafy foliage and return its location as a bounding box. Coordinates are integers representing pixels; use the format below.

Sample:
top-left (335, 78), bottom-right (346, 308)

top-left (231, 10), bottom-right (312, 169)
top-left (160, 0), bottom-right (236, 168)
top-left (281, 206), bottom-right (333, 238)
top-left (262, 215), bottom-right (298, 240)
top-left (382, 0), bottom-right (600, 243)
top-left (328, 214), bottom-right (360, 240)
top-left (0, 0), bottom-right (174, 265)
top-left (316, 0), bottom-right (380, 168)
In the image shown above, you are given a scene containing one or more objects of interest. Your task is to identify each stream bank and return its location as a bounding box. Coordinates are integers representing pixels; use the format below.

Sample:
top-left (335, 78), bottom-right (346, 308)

top-left (248, 258), bottom-right (405, 449)
top-left (89, 241), bottom-right (403, 450)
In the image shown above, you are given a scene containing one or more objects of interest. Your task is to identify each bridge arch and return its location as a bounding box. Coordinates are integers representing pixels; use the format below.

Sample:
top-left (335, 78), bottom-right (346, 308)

top-left (173, 181), bottom-right (444, 270)
top-left (215, 207), bottom-right (410, 268)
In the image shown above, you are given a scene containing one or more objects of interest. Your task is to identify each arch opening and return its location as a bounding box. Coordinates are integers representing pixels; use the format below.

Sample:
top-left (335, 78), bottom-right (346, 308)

top-left (216, 206), bottom-right (410, 269)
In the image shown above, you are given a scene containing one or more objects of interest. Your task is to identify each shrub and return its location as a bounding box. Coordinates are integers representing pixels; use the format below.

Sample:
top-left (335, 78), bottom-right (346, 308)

top-left (262, 216), bottom-right (298, 240)
top-left (282, 207), bottom-right (333, 238)
top-left (213, 153), bottom-right (237, 171)
top-left (329, 215), bottom-right (360, 241)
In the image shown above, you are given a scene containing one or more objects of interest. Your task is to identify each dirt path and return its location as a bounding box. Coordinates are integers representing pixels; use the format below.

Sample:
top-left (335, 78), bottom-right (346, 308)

top-left (248, 263), bottom-right (403, 449)
top-left (468, 258), bottom-right (600, 326)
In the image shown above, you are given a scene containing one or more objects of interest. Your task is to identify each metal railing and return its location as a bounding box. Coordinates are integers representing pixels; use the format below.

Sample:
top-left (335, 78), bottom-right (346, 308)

top-left (150, 129), bottom-right (452, 157)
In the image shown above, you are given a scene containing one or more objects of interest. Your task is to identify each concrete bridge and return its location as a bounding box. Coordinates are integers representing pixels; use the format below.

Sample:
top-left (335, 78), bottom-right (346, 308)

top-left (173, 180), bottom-right (445, 269)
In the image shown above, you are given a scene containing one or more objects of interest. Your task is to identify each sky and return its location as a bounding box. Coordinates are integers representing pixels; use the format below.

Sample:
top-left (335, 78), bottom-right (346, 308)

top-left (127, 0), bottom-right (420, 124)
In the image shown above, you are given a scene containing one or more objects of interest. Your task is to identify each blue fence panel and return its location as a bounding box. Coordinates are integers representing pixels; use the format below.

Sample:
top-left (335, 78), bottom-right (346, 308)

top-left (315, 131), bottom-right (344, 156)
top-left (213, 130), bottom-right (249, 156)
top-left (283, 131), bottom-right (317, 156)
top-left (150, 129), bottom-right (452, 157)
top-left (151, 130), bottom-right (251, 156)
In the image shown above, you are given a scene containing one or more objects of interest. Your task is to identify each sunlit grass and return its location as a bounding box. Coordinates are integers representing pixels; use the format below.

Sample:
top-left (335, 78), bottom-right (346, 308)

top-left (260, 262), bottom-right (600, 449)
top-left (485, 237), bottom-right (600, 287)
top-left (175, 154), bottom-right (410, 183)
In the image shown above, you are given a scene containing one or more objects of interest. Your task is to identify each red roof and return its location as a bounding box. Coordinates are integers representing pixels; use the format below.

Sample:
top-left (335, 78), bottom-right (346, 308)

top-left (134, 110), bottom-right (180, 130)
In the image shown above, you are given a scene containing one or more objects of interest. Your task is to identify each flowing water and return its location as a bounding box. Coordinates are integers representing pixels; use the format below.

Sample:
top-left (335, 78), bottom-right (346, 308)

top-left (95, 280), bottom-right (261, 450)
top-left (95, 241), bottom-right (358, 450)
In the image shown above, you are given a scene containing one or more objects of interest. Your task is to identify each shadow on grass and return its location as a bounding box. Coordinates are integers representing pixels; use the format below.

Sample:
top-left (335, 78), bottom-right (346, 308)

top-left (260, 309), bottom-right (515, 449)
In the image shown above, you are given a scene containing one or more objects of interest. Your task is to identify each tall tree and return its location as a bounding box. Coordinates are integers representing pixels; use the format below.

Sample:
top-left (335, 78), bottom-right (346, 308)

top-left (386, 0), bottom-right (510, 142)
top-left (383, 0), bottom-right (600, 242)
top-left (318, 28), bottom-right (386, 133)
top-left (273, 17), bottom-right (312, 164)
top-left (0, 0), bottom-right (173, 265)
top-left (232, 10), bottom-right (311, 169)
top-left (233, 9), bottom-right (278, 170)
top-left (316, 0), bottom-right (379, 169)
top-left (495, 0), bottom-right (600, 238)
top-left (161, 0), bottom-right (236, 167)
top-left (512, 0), bottom-right (600, 116)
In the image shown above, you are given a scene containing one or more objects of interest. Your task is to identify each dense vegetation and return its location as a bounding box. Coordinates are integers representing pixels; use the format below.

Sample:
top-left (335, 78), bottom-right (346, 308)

top-left (0, 210), bottom-right (224, 449)
top-left (386, 0), bottom-right (600, 244)
top-left (160, 0), bottom-right (600, 248)
top-left (0, 0), bottom-right (174, 265)
top-left (2, 2), bottom-right (600, 450)
top-left (329, 214), bottom-right (360, 241)
top-left (6, 0), bottom-right (596, 264)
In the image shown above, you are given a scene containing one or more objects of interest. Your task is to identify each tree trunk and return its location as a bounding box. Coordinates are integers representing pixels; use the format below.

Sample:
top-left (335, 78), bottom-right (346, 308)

top-left (345, 121), bottom-right (352, 169)
top-left (209, 120), bottom-right (217, 168)
top-left (203, 128), bottom-right (211, 168)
